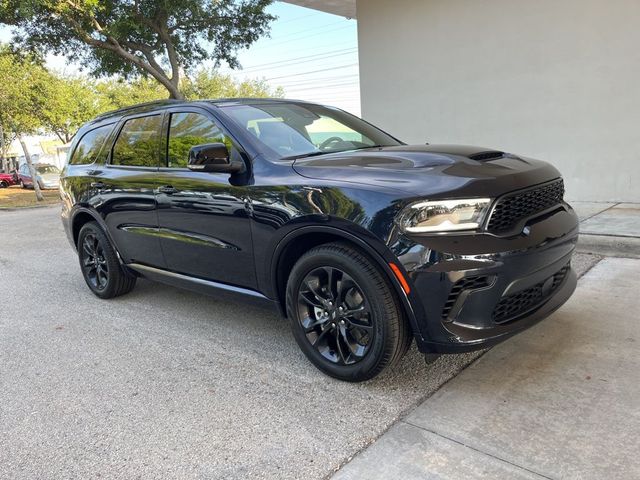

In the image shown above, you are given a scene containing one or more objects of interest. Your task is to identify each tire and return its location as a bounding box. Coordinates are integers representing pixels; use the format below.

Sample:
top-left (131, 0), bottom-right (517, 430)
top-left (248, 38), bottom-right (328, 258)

top-left (0, 181), bottom-right (7, 188)
top-left (286, 242), bottom-right (411, 382)
top-left (77, 221), bottom-right (136, 299)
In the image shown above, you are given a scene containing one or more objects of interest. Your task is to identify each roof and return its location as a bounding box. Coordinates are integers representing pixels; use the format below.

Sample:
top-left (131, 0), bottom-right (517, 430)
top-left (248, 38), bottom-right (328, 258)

top-left (95, 98), bottom-right (317, 119)
top-left (281, 0), bottom-right (356, 18)
top-left (207, 97), bottom-right (316, 106)
top-left (93, 99), bottom-right (181, 121)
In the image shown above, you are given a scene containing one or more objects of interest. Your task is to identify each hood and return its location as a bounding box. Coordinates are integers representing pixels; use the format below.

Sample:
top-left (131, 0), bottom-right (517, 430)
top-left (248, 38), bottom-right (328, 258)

top-left (292, 144), bottom-right (561, 198)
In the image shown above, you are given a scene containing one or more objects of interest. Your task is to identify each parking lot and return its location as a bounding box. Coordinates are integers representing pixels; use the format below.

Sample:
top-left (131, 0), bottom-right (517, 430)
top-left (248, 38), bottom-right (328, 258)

top-left (1, 206), bottom-right (633, 479)
top-left (0, 206), bottom-right (485, 479)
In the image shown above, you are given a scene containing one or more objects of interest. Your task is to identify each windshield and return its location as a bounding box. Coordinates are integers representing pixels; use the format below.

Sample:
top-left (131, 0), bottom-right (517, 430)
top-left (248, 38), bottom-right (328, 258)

top-left (36, 165), bottom-right (60, 174)
top-left (221, 103), bottom-right (402, 159)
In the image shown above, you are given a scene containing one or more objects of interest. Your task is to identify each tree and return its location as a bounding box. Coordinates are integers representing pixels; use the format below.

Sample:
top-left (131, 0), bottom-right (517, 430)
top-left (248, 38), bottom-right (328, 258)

top-left (93, 70), bottom-right (284, 111)
top-left (40, 76), bottom-right (103, 143)
top-left (0, 46), bottom-right (49, 201)
top-left (0, 123), bottom-right (15, 172)
top-left (0, 0), bottom-right (275, 99)
top-left (181, 68), bottom-right (284, 100)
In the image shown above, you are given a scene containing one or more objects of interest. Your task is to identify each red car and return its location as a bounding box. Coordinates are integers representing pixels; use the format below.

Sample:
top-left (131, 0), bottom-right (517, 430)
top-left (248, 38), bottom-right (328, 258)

top-left (0, 172), bottom-right (17, 188)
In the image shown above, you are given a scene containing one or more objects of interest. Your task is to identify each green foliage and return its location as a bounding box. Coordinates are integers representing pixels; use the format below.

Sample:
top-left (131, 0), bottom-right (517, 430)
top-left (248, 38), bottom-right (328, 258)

top-left (0, 43), bottom-right (284, 145)
top-left (41, 75), bottom-right (103, 143)
top-left (0, 45), bottom-right (49, 135)
top-left (181, 69), bottom-right (284, 100)
top-left (95, 69), bottom-right (284, 111)
top-left (0, 0), bottom-right (276, 98)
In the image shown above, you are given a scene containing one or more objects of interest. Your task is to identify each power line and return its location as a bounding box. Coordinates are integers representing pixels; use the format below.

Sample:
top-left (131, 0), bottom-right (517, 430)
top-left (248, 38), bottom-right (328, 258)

top-left (264, 63), bottom-right (358, 81)
top-left (273, 74), bottom-right (359, 86)
top-left (233, 48), bottom-right (357, 73)
top-left (275, 12), bottom-right (318, 25)
top-left (264, 19), bottom-right (349, 42)
top-left (284, 82), bottom-right (360, 92)
top-left (249, 24), bottom-right (355, 50)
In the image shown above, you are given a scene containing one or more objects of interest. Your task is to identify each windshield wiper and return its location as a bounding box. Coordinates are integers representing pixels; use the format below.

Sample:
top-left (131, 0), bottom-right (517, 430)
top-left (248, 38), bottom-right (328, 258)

top-left (281, 151), bottom-right (328, 160)
top-left (282, 145), bottom-right (390, 161)
top-left (352, 144), bottom-right (388, 150)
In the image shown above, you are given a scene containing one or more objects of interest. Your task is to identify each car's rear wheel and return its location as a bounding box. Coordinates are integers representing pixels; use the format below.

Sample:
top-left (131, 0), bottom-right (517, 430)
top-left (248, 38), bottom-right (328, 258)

top-left (0, 181), bottom-right (7, 188)
top-left (286, 242), bottom-right (411, 382)
top-left (77, 222), bottom-right (136, 299)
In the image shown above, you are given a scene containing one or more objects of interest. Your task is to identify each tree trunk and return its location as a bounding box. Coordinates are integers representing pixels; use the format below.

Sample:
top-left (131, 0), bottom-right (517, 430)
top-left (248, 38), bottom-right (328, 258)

top-left (17, 134), bottom-right (44, 202)
top-left (0, 124), bottom-right (7, 173)
top-left (167, 83), bottom-right (184, 100)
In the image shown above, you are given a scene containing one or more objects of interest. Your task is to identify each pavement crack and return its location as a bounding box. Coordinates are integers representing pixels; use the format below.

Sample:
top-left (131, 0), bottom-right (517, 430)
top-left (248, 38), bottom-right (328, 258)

top-left (401, 420), bottom-right (556, 480)
top-left (579, 202), bottom-right (620, 223)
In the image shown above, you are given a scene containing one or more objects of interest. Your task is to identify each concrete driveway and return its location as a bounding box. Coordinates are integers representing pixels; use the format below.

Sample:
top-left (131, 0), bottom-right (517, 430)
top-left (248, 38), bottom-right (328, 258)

top-left (0, 207), bottom-right (602, 479)
top-left (0, 206), bottom-right (481, 479)
top-left (334, 257), bottom-right (640, 479)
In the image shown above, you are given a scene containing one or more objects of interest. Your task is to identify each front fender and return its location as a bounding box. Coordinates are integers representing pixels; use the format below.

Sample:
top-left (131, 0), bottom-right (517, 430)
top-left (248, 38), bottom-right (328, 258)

top-left (265, 221), bottom-right (429, 346)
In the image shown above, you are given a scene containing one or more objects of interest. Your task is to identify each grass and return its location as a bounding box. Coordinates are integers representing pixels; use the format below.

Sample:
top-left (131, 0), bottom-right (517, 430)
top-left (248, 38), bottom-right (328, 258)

top-left (0, 185), bottom-right (60, 209)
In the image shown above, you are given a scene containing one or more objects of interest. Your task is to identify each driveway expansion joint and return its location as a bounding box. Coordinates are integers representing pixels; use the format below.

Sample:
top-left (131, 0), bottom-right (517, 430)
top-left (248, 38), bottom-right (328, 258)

top-left (400, 419), bottom-right (555, 480)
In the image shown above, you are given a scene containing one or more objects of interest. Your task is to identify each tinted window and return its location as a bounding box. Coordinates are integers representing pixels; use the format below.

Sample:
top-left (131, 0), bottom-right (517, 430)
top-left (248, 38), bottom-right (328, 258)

top-left (112, 115), bottom-right (161, 167)
top-left (167, 112), bottom-right (224, 168)
top-left (70, 125), bottom-right (112, 165)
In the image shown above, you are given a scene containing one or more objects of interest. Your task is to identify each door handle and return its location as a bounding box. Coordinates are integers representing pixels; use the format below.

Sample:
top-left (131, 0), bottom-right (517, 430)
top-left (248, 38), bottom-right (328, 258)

top-left (158, 185), bottom-right (178, 195)
top-left (90, 181), bottom-right (105, 189)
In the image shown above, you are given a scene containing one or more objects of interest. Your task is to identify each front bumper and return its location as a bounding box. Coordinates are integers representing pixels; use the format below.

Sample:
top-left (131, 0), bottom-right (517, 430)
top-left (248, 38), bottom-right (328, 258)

top-left (390, 203), bottom-right (579, 353)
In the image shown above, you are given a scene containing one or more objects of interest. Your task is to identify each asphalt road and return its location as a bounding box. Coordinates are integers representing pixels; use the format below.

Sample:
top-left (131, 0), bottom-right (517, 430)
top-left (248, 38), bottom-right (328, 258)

top-left (0, 206), bottom-right (600, 479)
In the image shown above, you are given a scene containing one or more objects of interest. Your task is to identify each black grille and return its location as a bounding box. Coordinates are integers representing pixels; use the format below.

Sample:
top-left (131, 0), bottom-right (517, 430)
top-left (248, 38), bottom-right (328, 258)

top-left (442, 276), bottom-right (491, 320)
top-left (487, 179), bottom-right (564, 233)
top-left (492, 265), bottom-right (570, 324)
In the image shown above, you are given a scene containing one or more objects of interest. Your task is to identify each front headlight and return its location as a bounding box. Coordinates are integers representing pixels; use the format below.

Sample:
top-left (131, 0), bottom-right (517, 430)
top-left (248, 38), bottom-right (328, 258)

top-left (398, 198), bottom-right (492, 233)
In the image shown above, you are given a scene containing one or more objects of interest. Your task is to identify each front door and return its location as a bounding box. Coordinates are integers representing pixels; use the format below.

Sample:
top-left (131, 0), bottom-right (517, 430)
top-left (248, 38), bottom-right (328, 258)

top-left (155, 109), bottom-right (256, 289)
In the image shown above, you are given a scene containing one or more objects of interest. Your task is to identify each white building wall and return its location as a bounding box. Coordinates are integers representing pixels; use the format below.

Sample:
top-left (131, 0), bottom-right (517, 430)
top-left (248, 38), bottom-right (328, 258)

top-left (356, 0), bottom-right (640, 202)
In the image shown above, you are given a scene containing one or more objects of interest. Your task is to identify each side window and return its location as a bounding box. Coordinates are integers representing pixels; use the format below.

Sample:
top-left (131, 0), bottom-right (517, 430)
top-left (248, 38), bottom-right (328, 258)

top-left (112, 115), bottom-right (162, 167)
top-left (167, 112), bottom-right (224, 168)
top-left (69, 125), bottom-right (112, 165)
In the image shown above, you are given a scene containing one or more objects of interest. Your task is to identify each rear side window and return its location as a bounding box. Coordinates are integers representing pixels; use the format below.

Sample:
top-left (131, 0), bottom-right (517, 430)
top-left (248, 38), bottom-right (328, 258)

top-left (112, 115), bottom-right (162, 167)
top-left (167, 112), bottom-right (224, 168)
top-left (69, 125), bottom-right (112, 165)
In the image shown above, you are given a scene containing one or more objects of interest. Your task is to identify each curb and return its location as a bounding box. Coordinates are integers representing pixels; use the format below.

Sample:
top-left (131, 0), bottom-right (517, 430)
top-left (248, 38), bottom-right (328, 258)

top-left (577, 234), bottom-right (640, 259)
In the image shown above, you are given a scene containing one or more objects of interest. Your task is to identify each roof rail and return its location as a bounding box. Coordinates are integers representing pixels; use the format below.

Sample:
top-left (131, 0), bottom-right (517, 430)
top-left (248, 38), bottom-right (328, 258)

top-left (94, 99), bottom-right (181, 120)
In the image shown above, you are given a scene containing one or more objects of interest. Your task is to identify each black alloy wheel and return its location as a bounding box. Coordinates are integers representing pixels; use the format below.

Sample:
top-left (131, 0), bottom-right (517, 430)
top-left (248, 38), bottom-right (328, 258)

top-left (297, 266), bottom-right (373, 366)
top-left (77, 221), bottom-right (136, 299)
top-left (287, 242), bottom-right (411, 382)
top-left (81, 232), bottom-right (109, 291)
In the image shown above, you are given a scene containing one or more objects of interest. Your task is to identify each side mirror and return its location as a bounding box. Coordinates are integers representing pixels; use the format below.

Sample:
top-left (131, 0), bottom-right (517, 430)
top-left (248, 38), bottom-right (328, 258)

top-left (188, 143), bottom-right (243, 173)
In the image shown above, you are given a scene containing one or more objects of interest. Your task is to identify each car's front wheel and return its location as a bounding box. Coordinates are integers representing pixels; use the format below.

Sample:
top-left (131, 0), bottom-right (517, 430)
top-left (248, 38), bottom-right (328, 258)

top-left (286, 242), bottom-right (411, 382)
top-left (77, 222), bottom-right (136, 299)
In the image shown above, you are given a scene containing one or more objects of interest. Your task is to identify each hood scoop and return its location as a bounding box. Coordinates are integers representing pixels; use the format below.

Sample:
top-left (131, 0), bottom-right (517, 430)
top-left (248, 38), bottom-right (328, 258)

top-left (468, 150), bottom-right (505, 162)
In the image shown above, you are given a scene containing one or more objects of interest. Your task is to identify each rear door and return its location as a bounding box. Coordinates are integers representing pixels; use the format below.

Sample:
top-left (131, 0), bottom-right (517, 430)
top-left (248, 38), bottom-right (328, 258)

top-left (155, 107), bottom-right (256, 288)
top-left (98, 113), bottom-right (166, 268)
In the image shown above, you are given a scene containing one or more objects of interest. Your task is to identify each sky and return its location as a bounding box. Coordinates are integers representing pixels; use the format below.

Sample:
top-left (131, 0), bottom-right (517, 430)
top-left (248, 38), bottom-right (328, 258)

top-left (0, 2), bottom-right (361, 115)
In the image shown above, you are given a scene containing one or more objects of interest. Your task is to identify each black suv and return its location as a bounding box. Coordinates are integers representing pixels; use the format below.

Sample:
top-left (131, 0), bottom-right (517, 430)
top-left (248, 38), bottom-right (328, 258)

top-left (61, 99), bottom-right (578, 382)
